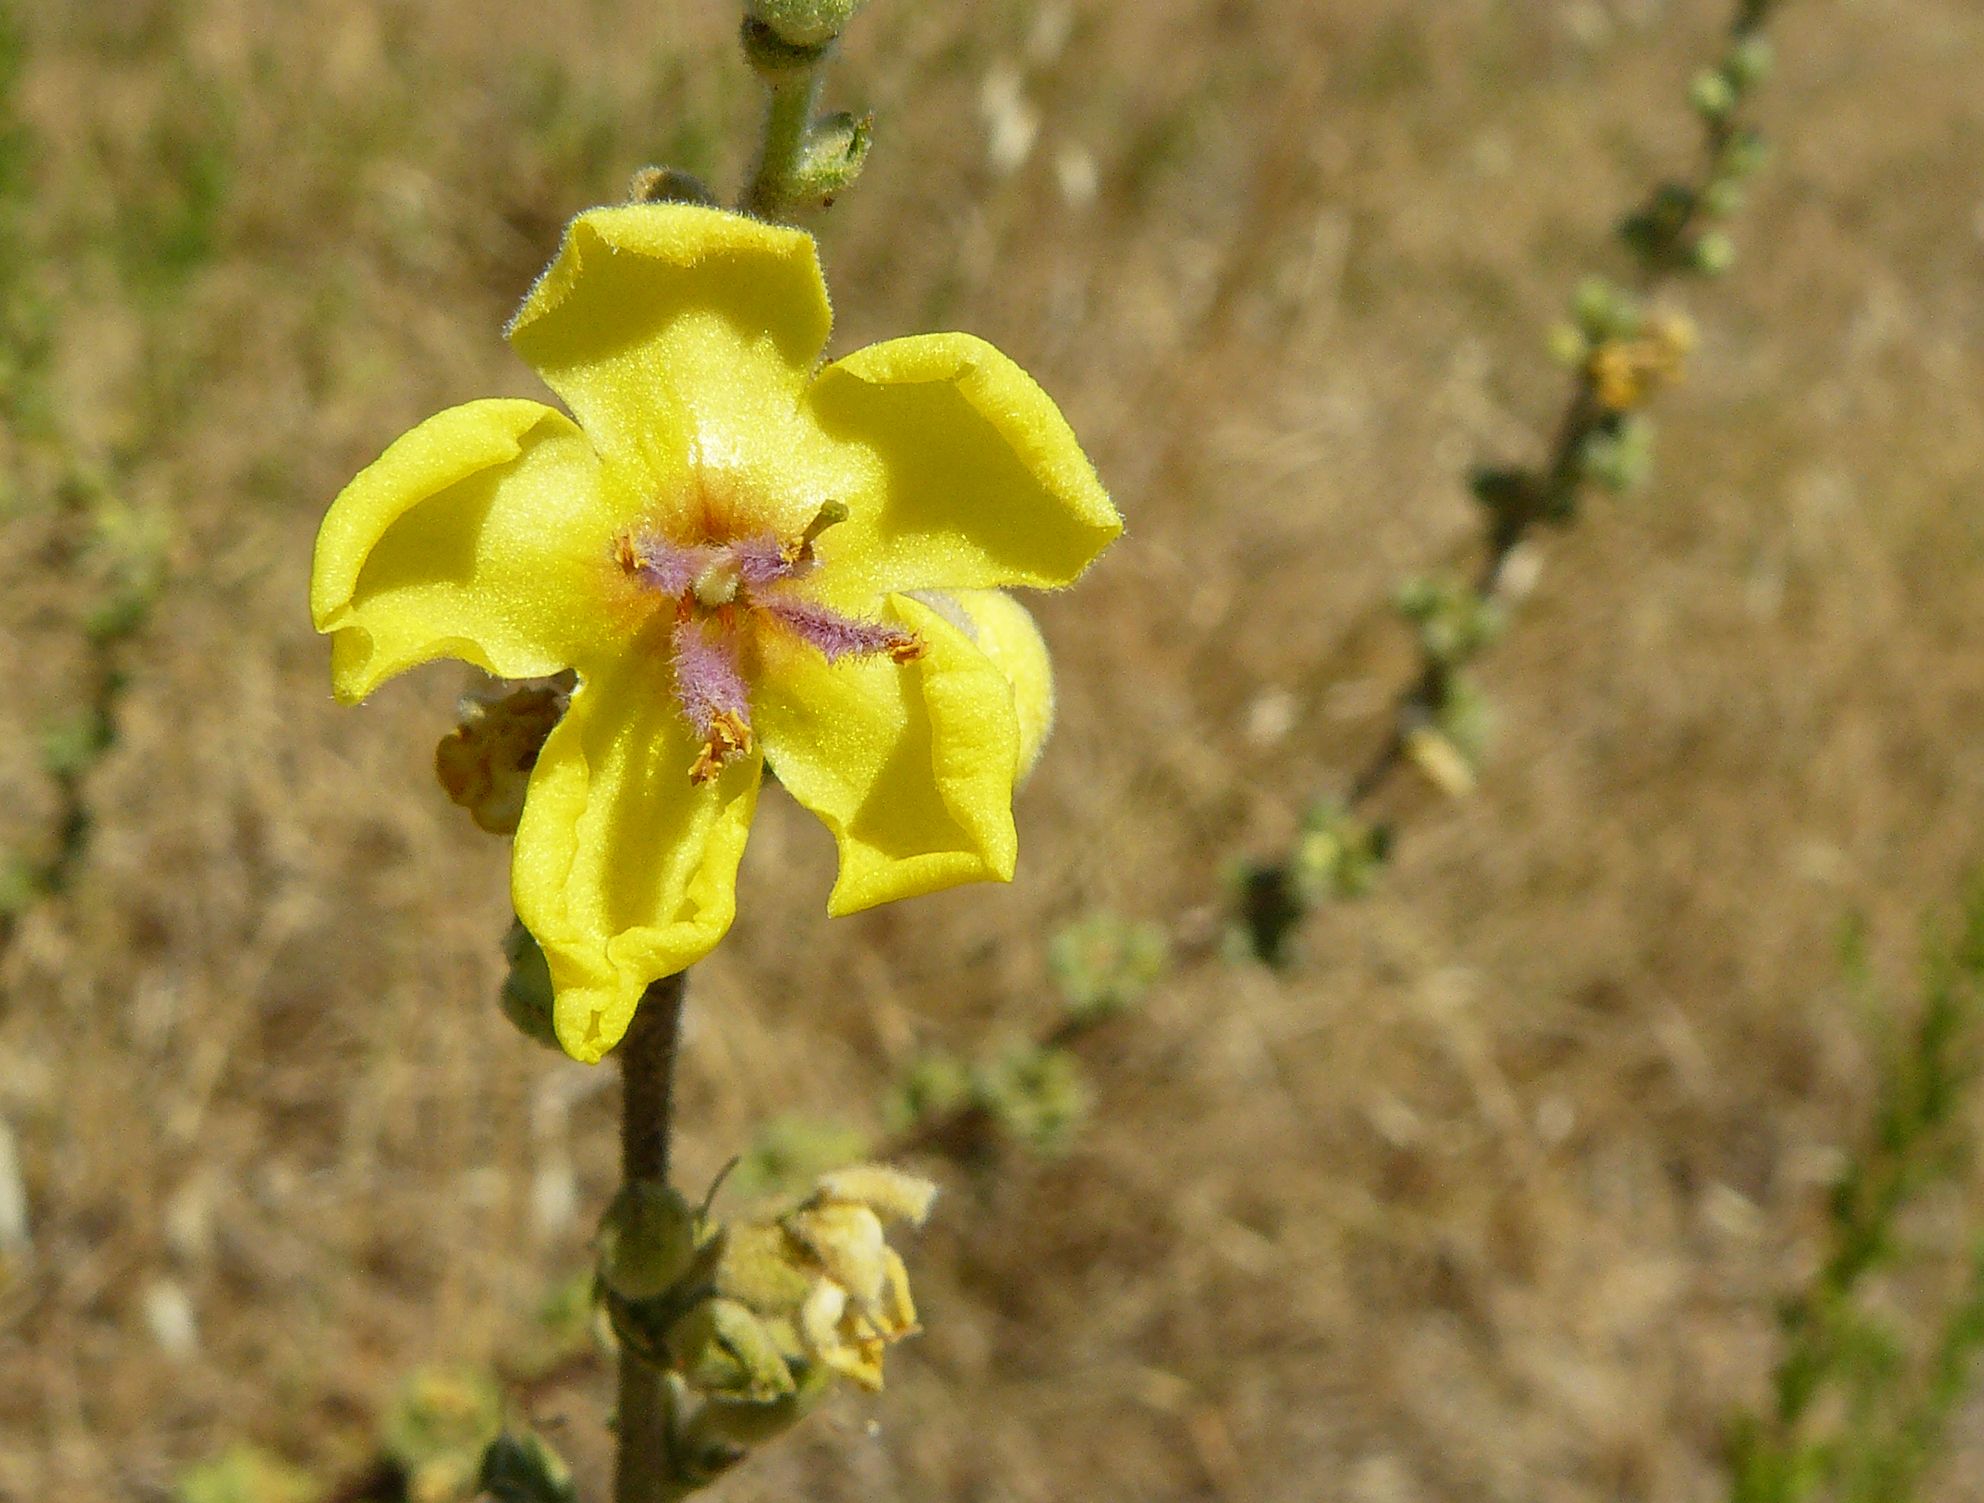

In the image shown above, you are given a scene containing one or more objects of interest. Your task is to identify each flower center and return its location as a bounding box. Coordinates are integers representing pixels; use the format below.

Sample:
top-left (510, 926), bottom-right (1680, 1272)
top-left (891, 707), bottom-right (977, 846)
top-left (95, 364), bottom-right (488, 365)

top-left (616, 501), bottom-right (928, 784)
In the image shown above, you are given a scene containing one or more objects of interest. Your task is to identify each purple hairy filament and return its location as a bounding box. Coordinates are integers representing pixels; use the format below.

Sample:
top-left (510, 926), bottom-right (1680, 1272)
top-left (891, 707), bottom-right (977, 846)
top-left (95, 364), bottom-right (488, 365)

top-left (615, 504), bottom-right (927, 785)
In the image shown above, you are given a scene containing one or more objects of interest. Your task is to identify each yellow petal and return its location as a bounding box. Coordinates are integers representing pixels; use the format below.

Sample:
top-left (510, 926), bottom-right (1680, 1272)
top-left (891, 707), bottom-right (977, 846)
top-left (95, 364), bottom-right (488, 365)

top-left (916, 589), bottom-right (1055, 780)
top-left (511, 648), bottom-right (762, 1062)
top-left (311, 400), bottom-right (623, 703)
top-left (507, 203), bottom-right (832, 502)
top-left (754, 593), bottom-right (1019, 916)
top-left (805, 332), bottom-right (1121, 595)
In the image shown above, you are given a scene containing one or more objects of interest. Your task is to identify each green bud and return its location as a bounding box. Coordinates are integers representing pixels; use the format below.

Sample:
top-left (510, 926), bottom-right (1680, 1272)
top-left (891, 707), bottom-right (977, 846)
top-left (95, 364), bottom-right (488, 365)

top-left (499, 920), bottom-right (561, 1050)
top-left (746, 0), bottom-right (866, 48)
top-left (1546, 321), bottom-right (1588, 368)
top-left (1718, 129), bottom-right (1771, 181)
top-left (479, 1431), bottom-right (577, 1503)
top-left (598, 1179), bottom-right (698, 1302)
top-left (687, 1376), bottom-right (828, 1451)
top-left (1571, 276), bottom-right (1639, 342)
top-left (1394, 574), bottom-right (1503, 666)
top-left (1724, 36), bottom-right (1774, 90)
top-left (1618, 185), bottom-right (1697, 269)
top-left (668, 1296), bottom-right (799, 1402)
top-left (1691, 229), bottom-right (1737, 277)
top-left (1689, 69), bottom-right (1737, 122)
top-left (1433, 674), bottom-right (1493, 766)
top-left (1291, 802), bottom-right (1393, 906)
top-left (1578, 413), bottom-right (1656, 495)
top-left (740, 18), bottom-right (830, 79)
top-left (784, 111), bottom-right (873, 207)
top-left (84, 585), bottom-right (154, 643)
top-left (1048, 911), bottom-right (1170, 1024)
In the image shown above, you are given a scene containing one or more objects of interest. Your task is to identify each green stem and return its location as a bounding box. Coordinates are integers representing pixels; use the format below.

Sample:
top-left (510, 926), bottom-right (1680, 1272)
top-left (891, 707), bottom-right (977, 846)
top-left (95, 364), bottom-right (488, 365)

top-left (614, 972), bottom-right (689, 1503)
top-left (742, 68), bottom-right (823, 220)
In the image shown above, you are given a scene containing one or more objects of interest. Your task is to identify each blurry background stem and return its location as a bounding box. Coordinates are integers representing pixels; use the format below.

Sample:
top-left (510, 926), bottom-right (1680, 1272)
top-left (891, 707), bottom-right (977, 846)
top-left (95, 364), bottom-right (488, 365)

top-left (615, 971), bottom-right (687, 1503)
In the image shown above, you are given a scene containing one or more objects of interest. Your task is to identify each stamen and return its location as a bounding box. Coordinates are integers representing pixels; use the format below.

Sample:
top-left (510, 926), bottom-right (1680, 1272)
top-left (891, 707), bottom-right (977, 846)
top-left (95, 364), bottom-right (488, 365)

top-left (779, 499), bottom-right (851, 571)
top-left (689, 709), bottom-right (753, 785)
top-left (672, 620), bottom-right (754, 783)
top-left (731, 533), bottom-right (794, 590)
top-left (761, 596), bottom-right (926, 666)
top-left (617, 531), bottom-right (703, 597)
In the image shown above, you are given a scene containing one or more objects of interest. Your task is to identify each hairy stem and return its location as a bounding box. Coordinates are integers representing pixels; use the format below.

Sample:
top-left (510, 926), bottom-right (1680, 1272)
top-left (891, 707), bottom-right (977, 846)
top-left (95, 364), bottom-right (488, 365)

top-left (615, 972), bottom-right (689, 1503)
top-left (742, 68), bottom-right (823, 220)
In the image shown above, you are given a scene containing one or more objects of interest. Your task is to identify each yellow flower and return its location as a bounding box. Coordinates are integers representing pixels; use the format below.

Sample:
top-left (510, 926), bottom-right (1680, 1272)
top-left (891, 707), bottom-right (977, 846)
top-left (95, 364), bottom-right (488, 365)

top-left (311, 205), bottom-right (1120, 1061)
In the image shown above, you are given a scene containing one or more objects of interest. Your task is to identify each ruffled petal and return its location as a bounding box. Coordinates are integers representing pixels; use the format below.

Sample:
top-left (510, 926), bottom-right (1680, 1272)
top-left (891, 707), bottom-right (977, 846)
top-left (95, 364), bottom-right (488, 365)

top-left (754, 592), bottom-right (1019, 916)
top-left (804, 332), bottom-right (1121, 595)
top-left (507, 203), bottom-right (833, 504)
top-left (310, 399), bottom-right (623, 703)
top-left (511, 646), bottom-right (762, 1062)
top-left (914, 589), bottom-right (1056, 780)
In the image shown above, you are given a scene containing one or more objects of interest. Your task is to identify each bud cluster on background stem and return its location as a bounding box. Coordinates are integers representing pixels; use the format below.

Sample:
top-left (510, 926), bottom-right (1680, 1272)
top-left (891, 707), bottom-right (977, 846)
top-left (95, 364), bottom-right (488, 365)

top-left (1219, 0), bottom-right (1787, 967)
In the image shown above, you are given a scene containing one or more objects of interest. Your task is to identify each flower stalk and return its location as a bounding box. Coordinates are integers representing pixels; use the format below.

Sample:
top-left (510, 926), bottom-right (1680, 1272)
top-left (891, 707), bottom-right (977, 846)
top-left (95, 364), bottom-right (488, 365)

top-left (614, 974), bottom-right (688, 1503)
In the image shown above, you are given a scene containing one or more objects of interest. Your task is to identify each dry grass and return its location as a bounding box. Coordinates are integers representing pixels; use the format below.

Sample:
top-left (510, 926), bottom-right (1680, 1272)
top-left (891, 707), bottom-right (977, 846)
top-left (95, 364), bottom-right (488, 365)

top-left (4, 0), bottom-right (1984, 1499)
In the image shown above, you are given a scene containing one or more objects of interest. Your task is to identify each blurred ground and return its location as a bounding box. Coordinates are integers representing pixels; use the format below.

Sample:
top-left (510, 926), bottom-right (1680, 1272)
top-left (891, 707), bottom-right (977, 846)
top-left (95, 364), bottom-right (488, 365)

top-left (4, 0), bottom-right (1984, 1499)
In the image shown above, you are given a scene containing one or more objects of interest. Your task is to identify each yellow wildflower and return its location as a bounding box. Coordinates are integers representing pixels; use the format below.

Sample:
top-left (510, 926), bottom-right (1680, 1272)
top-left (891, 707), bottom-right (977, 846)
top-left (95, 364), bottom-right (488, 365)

top-left (311, 205), bottom-right (1120, 1060)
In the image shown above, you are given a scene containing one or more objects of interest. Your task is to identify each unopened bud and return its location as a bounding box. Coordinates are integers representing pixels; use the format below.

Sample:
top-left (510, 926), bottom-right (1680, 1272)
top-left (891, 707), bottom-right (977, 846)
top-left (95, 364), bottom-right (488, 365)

top-left (499, 920), bottom-right (560, 1050)
top-left (668, 1297), bottom-right (798, 1402)
top-left (740, 18), bottom-right (830, 78)
top-left (745, 0), bottom-right (866, 48)
top-left (785, 111), bottom-right (874, 208)
top-left (1691, 229), bottom-right (1736, 276)
top-left (1689, 69), bottom-right (1737, 122)
top-left (1724, 36), bottom-right (1773, 90)
top-left (479, 1431), bottom-right (577, 1503)
top-left (629, 166), bottom-right (718, 207)
top-left (598, 1180), bottom-right (698, 1302)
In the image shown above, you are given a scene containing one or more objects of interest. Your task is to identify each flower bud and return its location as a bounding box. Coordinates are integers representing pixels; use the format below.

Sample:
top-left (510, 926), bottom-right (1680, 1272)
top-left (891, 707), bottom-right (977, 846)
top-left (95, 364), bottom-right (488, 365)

top-left (745, 0), bottom-right (867, 48)
top-left (628, 166), bottom-right (719, 207)
top-left (1691, 229), bottom-right (1736, 277)
top-left (784, 110), bottom-right (874, 208)
top-left (479, 1431), bottom-right (577, 1503)
top-left (1724, 36), bottom-right (1774, 90)
top-left (499, 920), bottom-right (560, 1050)
top-left (1689, 68), bottom-right (1737, 122)
top-left (597, 1180), bottom-right (698, 1302)
top-left (668, 1296), bottom-right (799, 1402)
